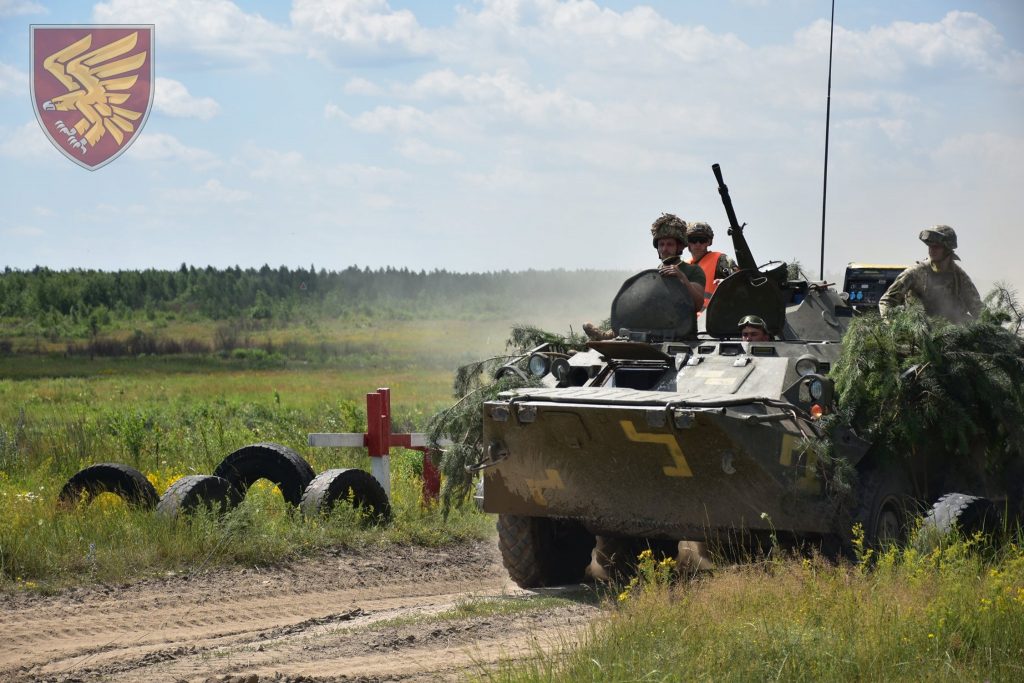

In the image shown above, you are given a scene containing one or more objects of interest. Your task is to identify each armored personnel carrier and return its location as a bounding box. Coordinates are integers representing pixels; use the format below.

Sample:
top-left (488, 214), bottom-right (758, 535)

top-left (479, 165), bottom-right (1014, 588)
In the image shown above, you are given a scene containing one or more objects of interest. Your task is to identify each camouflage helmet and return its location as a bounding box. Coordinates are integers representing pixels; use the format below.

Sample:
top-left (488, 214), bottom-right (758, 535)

top-left (686, 221), bottom-right (714, 241)
top-left (737, 314), bottom-right (768, 331)
top-left (650, 213), bottom-right (688, 249)
top-left (919, 225), bottom-right (958, 250)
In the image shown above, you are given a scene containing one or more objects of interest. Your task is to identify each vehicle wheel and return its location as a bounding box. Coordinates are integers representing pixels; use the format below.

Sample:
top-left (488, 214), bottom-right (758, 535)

top-left (156, 475), bottom-right (242, 517)
top-left (848, 464), bottom-right (917, 553)
top-left (212, 442), bottom-right (315, 506)
top-left (300, 468), bottom-right (391, 523)
top-left (496, 514), bottom-right (595, 588)
top-left (58, 463), bottom-right (159, 510)
top-left (922, 492), bottom-right (1001, 538)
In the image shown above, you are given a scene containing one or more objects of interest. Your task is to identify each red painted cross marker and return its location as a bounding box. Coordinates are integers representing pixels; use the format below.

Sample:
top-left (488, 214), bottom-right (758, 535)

top-left (308, 388), bottom-right (445, 505)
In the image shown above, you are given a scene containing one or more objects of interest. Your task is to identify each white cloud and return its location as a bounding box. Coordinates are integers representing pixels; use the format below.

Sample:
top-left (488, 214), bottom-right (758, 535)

top-left (0, 0), bottom-right (45, 16)
top-left (93, 0), bottom-right (296, 61)
top-left (3, 225), bottom-right (44, 237)
top-left (349, 105), bottom-right (431, 133)
top-left (129, 132), bottom-right (219, 166)
top-left (0, 63), bottom-right (27, 97)
top-left (396, 138), bottom-right (462, 164)
top-left (931, 132), bottom-right (1024, 171)
top-left (795, 12), bottom-right (1024, 83)
top-left (0, 121), bottom-right (54, 160)
top-left (343, 77), bottom-right (383, 96)
top-left (154, 78), bottom-right (220, 119)
top-left (162, 178), bottom-right (252, 204)
top-left (290, 0), bottom-right (429, 59)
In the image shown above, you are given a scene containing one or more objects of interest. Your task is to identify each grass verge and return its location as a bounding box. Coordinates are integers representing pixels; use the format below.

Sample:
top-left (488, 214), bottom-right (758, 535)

top-left (490, 536), bottom-right (1024, 682)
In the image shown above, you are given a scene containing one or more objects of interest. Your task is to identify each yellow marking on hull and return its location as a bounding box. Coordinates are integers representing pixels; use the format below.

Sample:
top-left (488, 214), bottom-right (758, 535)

top-left (780, 433), bottom-right (821, 494)
top-left (779, 434), bottom-right (797, 466)
top-left (798, 450), bottom-right (820, 493)
top-left (620, 420), bottom-right (693, 477)
top-left (526, 468), bottom-right (564, 506)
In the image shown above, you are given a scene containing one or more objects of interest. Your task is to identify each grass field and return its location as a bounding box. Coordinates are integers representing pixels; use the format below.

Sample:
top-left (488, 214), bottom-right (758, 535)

top-left (0, 317), bottom-right (529, 590)
top-left (493, 537), bottom-right (1024, 682)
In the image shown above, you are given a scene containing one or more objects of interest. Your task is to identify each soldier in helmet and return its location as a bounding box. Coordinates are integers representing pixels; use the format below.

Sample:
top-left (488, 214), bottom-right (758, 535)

top-left (878, 225), bottom-right (983, 324)
top-left (651, 213), bottom-right (707, 310)
top-left (738, 315), bottom-right (771, 341)
top-left (583, 213), bottom-right (706, 340)
top-left (686, 222), bottom-right (737, 304)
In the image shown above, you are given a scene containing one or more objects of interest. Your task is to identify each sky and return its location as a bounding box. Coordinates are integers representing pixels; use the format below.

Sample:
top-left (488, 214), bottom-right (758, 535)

top-left (1, 0), bottom-right (1022, 295)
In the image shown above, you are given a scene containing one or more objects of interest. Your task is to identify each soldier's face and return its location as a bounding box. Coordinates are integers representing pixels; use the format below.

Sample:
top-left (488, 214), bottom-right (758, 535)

top-left (657, 238), bottom-right (683, 260)
top-left (741, 326), bottom-right (770, 342)
top-left (688, 237), bottom-right (710, 260)
top-left (927, 243), bottom-right (949, 263)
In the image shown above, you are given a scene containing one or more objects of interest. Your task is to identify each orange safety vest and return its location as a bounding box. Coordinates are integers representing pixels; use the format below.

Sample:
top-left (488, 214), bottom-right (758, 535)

top-left (690, 251), bottom-right (724, 302)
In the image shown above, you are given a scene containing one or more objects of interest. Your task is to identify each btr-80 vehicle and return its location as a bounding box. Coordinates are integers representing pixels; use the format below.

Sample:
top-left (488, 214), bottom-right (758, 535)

top-left (479, 165), bottom-right (1013, 588)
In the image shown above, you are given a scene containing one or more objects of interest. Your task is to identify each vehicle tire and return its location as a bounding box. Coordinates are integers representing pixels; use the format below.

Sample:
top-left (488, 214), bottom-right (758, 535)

top-left (848, 464), bottom-right (918, 553)
top-left (299, 468), bottom-right (391, 523)
top-left (57, 463), bottom-right (159, 510)
top-left (922, 492), bottom-right (1001, 538)
top-left (212, 442), bottom-right (315, 506)
top-left (156, 475), bottom-right (242, 517)
top-left (496, 514), bottom-right (595, 588)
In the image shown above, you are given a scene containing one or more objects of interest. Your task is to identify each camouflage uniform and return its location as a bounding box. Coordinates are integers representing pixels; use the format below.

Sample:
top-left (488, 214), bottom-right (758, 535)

top-left (878, 225), bottom-right (983, 324)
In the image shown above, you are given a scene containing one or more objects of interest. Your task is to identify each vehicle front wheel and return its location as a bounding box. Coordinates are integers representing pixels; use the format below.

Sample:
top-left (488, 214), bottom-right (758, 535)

top-left (496, 514), bottom-right (594, 588)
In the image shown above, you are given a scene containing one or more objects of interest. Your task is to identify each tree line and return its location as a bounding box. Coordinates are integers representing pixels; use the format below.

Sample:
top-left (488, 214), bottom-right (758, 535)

top-left (0, 264), bottom-right (626, 326)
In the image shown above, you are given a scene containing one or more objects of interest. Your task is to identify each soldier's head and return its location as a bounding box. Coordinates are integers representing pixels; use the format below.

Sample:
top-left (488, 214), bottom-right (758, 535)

top-left (919, 225), bottom-right (959, 264)
top-left (651, 213), bottom-right (687, 261)
top-left (738, 315), bottom-right (771, 341)
top-left (686, 222), bottom-right (714, 260)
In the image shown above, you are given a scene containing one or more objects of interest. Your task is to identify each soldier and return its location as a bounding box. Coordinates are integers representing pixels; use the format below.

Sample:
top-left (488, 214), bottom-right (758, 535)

top-left (878, 225), bottom-right (983, 324)
top-left (686, 222), bottom-right (737, 304)
top-left (583, 213), bottom-right (706, 340)
top-left (652, 213), bottom-right (707, 310)
top-left (738, 315), bottom-right (771, 341)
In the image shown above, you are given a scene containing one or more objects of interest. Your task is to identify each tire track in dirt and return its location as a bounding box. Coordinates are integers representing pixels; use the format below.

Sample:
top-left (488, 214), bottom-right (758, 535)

top-left (1, 539), bottom-right (602, 682)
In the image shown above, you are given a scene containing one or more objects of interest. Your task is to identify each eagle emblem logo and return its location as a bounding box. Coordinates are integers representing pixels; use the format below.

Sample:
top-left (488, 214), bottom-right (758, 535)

top-left (31, 25), bottom-right (154, 170)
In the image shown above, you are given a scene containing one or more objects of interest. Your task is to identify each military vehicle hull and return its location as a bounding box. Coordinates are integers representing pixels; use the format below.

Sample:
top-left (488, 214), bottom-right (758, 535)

top-left (482, 383), bottom-right (837, 540)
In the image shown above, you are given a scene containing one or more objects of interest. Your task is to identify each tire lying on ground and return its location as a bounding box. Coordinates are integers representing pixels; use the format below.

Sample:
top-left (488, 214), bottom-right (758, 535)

top-left (299, 468), bottom-right (391, 523)
top-left (157, 475), bottom-right (242, 517)
top-left (212, 442), bottom-right (316, 506)
top-left (58, 463), bottom-right (159, 510)
top-left (922, 492), bottom-right (1001, 538)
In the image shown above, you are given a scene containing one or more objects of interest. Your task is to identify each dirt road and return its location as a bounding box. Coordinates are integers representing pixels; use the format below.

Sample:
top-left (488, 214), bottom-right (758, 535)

top-left (0, 540), bottom-right (600, 682)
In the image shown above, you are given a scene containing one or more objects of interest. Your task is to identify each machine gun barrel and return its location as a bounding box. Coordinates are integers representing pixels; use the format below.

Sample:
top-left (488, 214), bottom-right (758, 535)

top-left (712, 163), bottom-right (758, 272)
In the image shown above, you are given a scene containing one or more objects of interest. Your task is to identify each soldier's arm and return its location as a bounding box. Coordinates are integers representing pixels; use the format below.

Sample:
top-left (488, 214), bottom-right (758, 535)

top-left (681, 265), bottom-right (706, 311)
top-left (878, 267), bottom-right (914, 319)
top-left (962, 273), bottom-right (984, 318)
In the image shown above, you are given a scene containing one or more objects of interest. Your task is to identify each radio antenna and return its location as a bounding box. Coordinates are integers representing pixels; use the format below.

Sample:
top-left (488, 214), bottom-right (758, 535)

top-left (819, 0), bottom-right (836, 280)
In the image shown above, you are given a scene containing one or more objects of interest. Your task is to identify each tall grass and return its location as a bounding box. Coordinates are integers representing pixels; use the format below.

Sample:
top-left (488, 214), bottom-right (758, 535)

top-left (0, 455), bottom-right (492, 591)
top-left (492, 535), bottom-right (1024, 681)
top-left (0, 318), bottom-right (523, 590)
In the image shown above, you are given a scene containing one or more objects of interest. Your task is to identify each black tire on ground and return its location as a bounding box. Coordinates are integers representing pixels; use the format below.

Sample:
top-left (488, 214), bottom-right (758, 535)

top-left (156, 475), bottom-right (242, 517)
top-left (848, 464), bottom-right (918, 553)
top-left (299, 468), bottom-right (391, 523)
top-left (923, 492), bottom-right (1001, 538)
top-left (57, 463), bottom-right (159, 510)
top-left (496, 514), bottom-right (595, 588)
top-left (212, 442), bottom-right (315, 506)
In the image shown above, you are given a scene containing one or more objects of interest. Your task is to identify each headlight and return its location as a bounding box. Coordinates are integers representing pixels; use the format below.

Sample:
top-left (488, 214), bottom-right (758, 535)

top-left (550, 358), bottom-right (570, 383)
top-left (795, 355), bottom-right (819, 377)
top-left (809, 378), bottom-right (825, 401)
top-left (527, 353), bottom-right (551, 377)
